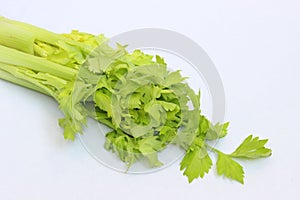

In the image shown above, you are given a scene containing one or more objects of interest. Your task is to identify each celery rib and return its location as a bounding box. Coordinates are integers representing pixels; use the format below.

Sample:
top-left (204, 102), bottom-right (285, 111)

top-left (0, 17), bottom-right (93, 54)
top-left (0, 62), bottom-right (59, 97)
top-left (0, 45), bottom-right (77, 80)
top-left (0, 18), bottom-right (35, 54)
top-left (0, 68), bottom-right (49, 95)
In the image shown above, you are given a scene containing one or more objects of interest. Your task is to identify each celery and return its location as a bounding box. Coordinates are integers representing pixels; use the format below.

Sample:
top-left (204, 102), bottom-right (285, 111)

top-left (0, 17), bottom-right (272, 184)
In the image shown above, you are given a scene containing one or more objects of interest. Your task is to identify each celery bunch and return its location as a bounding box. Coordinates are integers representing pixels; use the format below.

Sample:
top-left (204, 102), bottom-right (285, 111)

top-left (0, 17), bottom-right (272, 183)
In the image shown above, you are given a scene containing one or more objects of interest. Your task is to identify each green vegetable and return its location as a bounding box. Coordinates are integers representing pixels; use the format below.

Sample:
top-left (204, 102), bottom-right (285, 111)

top-left (0, 17), bottom-right (272, 184)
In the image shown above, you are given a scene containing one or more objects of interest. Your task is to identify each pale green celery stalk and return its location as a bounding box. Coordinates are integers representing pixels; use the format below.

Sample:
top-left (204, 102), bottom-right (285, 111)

top-left (0, 45), bottom-right (77, 80)
top-left (0, 67), bottom-right (49, 95)
top-left (0, 62), bottom-right (62, 98)
top-left (0, 18), bottom-right (35, 54)
top-left (0, 16), bottom-right (93, 55)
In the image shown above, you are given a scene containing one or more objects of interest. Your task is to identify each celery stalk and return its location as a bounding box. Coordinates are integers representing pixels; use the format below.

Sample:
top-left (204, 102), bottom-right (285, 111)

top-left (0, 62), bottom-right (66, 98)
top-left (0, 17), bottom-right (93, 54)
top-left (0, 45), bottom-right (77, 80)
top-left (0, 18), bottom-right (35, 54)
top-left (0, 68), bottom-right (49, 95)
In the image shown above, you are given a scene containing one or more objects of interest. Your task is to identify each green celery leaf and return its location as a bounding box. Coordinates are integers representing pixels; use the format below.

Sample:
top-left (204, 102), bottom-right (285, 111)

top-left (138, 136), bottom-right (164, 167)
top-left (87, 43), bottom-right (127, 73)
top-left (105, 131), bottom-right (138, 167)
top-left (230, 135), bottom-right (272, 159)
top-left (199, 115), bottom-right (210, 135)
top-left (155, 55), bottom-right (167, 66)
top-left (164, 70), bottom-right (187, 87)
top-left (216, 152), bottom-right (245, 184)
top-left (206, 122), bottom-right (229, 140)
top-left (94, 91), bottom-right (112, 117)
top-left (156, 100), bottom-right (179, 111)
top-left (180, 145), bottom-right (213, 183)
top-left (123, 50), bottom-right (154, 66)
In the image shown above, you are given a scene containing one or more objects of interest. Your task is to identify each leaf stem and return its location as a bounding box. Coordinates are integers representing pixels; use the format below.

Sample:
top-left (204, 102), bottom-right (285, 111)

top-left (205, 143), bottom-right (222, 154)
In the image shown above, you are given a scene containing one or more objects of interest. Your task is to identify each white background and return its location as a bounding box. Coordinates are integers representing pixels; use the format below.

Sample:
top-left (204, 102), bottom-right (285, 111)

top-left (1, 0), bottom-right (299, 199)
